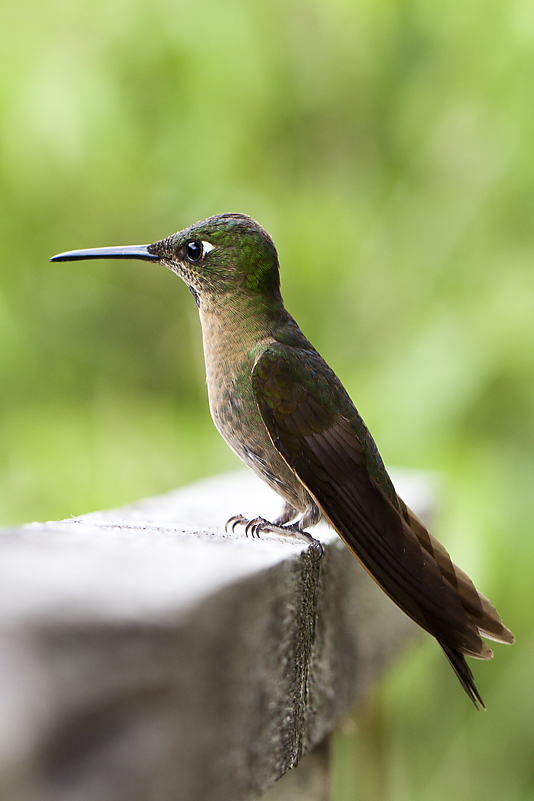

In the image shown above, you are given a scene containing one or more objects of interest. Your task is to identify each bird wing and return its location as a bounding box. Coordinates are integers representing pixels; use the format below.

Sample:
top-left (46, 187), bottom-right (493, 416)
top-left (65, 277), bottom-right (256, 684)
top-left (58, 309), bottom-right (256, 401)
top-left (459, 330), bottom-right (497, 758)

top-left (252, 344), bottom-right (512, 661)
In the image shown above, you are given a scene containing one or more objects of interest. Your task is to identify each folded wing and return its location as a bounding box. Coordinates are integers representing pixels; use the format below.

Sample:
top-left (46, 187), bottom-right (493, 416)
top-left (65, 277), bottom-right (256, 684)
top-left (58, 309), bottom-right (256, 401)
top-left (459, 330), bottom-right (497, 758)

top-left (252, 344), bottom-right (513, 707)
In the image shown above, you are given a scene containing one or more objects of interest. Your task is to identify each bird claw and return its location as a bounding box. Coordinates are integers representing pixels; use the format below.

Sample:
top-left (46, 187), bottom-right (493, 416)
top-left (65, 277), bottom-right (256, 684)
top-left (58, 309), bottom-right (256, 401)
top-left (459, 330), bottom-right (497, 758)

top-left (245, 517), bottom-right (266, 538)
top-left (225, 513), bottom-right (323, 559)
top-left (225, 514), bottom-right (264, 537)
top-left (308, 538), bottom-right (324, 562)
top-left (225, 514), bottom-right (248, 534)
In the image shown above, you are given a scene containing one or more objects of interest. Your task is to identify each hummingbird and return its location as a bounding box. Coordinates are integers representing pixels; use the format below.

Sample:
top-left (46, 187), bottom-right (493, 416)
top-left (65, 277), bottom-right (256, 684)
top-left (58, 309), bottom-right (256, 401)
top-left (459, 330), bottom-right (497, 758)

top-left (51, 213), bottom-right (514, 708)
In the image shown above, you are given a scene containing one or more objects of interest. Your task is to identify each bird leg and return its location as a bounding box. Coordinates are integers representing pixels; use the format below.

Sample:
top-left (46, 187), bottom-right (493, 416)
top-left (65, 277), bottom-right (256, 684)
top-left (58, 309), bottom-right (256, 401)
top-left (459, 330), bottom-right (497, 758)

top-left (273, 501), bottom-right (300, 526)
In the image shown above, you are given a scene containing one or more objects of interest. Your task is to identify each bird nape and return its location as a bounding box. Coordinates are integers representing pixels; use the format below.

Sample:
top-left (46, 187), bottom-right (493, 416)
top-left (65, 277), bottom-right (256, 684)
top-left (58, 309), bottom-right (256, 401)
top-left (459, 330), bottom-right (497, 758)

top-left (51, 213), bottom-right (514, 709)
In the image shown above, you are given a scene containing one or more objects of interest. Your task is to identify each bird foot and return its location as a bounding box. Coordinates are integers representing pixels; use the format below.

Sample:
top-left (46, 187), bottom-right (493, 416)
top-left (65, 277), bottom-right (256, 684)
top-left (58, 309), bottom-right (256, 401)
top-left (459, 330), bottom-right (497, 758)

top-left (225, 514), bottom-right (264, 538)
top-left (225, 514), bottom-right (323, 560)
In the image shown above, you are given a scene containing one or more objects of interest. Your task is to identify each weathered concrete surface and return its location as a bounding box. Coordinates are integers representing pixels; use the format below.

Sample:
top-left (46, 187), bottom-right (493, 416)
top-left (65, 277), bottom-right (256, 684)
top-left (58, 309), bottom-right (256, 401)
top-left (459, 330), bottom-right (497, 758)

top-left (0, 470), bottom-right (428, 801)
top-left (262, 740), bottom-right (330, 801)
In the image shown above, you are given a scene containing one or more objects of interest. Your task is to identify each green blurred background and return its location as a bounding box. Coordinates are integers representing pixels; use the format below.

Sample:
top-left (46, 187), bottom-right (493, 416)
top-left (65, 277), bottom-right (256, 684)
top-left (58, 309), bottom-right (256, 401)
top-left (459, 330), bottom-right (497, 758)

top-left (0, 0), bottom-right (532, 797)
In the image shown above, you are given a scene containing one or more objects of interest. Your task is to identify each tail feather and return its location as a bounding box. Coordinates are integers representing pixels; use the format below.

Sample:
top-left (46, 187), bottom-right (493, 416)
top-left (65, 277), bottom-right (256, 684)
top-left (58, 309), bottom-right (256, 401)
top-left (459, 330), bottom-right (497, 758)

top-left (400, 500), bottom-right (515, 649)
top-left (440, 643), bottom-right (486, 710)
top-left (399, 499), bottom-right (514, 707)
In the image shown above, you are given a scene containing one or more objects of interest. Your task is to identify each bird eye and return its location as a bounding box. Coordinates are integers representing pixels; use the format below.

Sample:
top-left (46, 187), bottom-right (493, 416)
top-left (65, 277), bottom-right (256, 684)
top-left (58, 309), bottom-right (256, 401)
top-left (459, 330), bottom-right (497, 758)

top-left (185, 240), bottom-right (203, 263)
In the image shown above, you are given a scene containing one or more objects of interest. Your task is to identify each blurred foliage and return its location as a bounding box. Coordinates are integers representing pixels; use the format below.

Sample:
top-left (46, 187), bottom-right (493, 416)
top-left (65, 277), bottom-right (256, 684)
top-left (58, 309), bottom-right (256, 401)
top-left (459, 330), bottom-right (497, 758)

top-left (1, 0), bottom-right (533, 797)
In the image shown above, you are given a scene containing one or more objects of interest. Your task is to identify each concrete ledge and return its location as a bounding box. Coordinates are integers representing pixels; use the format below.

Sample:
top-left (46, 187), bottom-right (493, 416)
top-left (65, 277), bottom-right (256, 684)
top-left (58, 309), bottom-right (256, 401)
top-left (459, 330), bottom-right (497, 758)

top-left (0, 470), bottom-right (428, 801)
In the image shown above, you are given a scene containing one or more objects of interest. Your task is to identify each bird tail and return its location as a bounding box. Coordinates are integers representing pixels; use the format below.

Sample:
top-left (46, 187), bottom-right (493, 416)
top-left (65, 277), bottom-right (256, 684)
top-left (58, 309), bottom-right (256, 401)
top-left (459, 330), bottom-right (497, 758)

top-left (399, 499), bottom-right (514, 708)
top-left (399, 500), bottom-right (515, 648)
top-left (440, 643), bottom-right (486, 710)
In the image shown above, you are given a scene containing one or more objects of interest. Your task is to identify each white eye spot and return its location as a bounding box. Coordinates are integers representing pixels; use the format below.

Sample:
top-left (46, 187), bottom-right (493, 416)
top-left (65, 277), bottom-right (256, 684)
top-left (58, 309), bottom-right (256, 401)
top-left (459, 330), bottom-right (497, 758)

top-left (202, 241), bottom-right (215, 254)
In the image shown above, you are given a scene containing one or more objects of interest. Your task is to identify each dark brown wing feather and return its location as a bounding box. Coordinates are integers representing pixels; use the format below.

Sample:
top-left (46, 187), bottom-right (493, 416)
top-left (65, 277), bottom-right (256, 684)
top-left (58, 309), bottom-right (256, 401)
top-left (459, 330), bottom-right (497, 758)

top-left (252, 345), bottom-right (513, 707)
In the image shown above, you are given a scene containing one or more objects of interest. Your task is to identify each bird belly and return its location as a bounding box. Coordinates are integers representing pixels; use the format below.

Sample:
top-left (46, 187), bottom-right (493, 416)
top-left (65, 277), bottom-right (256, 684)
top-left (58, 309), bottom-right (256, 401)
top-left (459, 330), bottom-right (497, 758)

top-left (209, 379), bottom-right (313, 514)
top-left (200, 314), bottom-right (316, 516)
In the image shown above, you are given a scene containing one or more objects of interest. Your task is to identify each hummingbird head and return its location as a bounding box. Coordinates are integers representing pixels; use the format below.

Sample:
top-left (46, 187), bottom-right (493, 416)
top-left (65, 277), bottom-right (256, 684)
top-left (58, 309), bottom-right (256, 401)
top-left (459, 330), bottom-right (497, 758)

top-left (50, 213), bottom-right (282, 309)
top-left (150, 214), bottom-right (281, 306)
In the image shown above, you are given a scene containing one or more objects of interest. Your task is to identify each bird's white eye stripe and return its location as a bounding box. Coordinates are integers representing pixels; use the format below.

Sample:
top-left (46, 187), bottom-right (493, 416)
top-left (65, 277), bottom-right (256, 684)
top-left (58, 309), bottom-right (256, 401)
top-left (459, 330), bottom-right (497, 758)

top-left (202, 241), bottom-right (215, 254)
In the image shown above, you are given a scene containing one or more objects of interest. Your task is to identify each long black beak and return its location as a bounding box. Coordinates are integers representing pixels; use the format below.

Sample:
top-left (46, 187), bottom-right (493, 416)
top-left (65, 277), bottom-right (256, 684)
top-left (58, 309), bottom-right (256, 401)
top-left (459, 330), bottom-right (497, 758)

top-left (49, 244), bottom-right (159, 263)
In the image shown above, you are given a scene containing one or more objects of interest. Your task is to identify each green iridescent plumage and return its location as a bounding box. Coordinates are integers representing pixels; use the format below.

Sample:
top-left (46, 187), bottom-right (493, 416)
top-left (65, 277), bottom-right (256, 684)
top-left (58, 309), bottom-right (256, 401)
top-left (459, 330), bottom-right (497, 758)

top-left (50, 212), bottom-right (514, 709)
